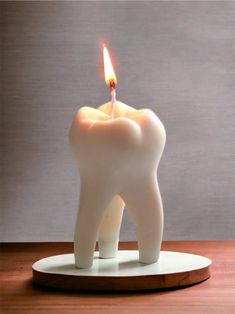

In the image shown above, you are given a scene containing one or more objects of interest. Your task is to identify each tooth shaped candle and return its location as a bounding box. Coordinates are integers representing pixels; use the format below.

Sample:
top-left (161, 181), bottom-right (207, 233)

top-left (69, 45), bottom-right (166, 269)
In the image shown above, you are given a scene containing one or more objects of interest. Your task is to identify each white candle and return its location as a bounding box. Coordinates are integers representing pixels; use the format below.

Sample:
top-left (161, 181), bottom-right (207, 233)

top-left (69, 45), bottom-right (166, 269)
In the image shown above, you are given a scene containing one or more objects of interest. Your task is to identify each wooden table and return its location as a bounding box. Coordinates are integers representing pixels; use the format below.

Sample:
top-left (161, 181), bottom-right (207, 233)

top-left (1, 241), bottom-right (235, 313)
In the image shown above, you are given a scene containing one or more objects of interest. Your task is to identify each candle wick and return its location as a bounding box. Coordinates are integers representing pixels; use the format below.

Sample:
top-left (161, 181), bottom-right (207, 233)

top-left (111, 88), bottom-right (116, 120)
top-left (109, 79), bottom-right (116, 120)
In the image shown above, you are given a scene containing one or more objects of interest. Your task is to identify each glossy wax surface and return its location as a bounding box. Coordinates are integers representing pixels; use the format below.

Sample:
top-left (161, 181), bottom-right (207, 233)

top-left (69, 101), bottom-right (166, 268)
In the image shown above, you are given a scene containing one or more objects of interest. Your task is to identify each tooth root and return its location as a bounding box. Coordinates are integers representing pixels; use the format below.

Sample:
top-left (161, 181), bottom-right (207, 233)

top-left (74, 180), bottom-right (114, 268)
top-left (98, 195), bottom-right (125, 259)
top-left (121, 175), bottom-right (163, 264)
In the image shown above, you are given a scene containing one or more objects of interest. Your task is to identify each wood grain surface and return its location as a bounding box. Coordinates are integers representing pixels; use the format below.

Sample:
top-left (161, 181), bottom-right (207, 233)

top-left (1, 241), bottom-right (235, 313)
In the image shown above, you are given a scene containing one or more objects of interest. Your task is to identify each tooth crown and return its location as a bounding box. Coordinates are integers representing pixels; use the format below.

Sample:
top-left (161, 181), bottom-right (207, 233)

top-left (70, 102), bottom-right (166, 174)
top-left (70, 101), bottom-right (166, 269)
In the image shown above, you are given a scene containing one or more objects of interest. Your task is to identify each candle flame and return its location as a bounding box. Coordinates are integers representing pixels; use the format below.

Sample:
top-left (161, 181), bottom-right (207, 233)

top-left (103, 45), bottom-right (117, 88)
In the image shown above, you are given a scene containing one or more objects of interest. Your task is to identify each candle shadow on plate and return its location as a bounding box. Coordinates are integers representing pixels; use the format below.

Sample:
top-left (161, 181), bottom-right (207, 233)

top-left (41, 258), bottom-right (148, 274)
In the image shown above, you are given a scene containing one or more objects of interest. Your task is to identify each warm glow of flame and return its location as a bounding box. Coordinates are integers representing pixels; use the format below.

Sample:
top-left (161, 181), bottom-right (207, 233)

top-left (103, 45), bottom-right (117, 86)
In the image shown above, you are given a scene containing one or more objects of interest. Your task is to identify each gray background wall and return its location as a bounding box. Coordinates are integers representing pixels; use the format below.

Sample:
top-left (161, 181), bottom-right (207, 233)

top-left (1, 1), bottom-right (235, 242)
